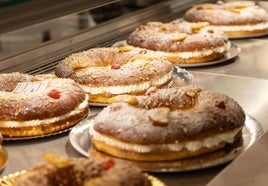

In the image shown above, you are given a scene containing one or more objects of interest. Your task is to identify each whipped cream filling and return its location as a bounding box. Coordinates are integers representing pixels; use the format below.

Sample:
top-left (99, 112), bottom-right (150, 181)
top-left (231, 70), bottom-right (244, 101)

top-left (212, 22), bottom-right (268, 32)
top-left (81, 70), bottom-right (173, 95)
top-left (160, 44), bottom-right (229, 59)
top-left (90, 122), bottom-right (242, 153)
top-left (119, 40), bottom-right (229, 60)
top-left (171, 45), bottom-right (227, 59)
top-left (0, 96), bottom-right (88, 127)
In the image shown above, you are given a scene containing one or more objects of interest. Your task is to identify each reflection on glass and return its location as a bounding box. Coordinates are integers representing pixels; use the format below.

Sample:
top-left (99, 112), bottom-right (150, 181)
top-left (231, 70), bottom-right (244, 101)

top-left (0, 13), bottom-right (84, 57)
top-left (0, 1), bottom-right (163, 58)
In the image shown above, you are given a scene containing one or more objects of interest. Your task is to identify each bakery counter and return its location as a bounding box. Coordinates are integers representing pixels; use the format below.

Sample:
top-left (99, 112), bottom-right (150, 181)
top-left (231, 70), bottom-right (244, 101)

top-left (1, 0), bottom-right (268, 185)
top-left (1, 71), bottom-right (268, 186)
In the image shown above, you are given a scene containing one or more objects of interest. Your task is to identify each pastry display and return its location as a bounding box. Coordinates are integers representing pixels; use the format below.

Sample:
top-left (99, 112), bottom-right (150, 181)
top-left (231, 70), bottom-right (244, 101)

top-left (89, 86), bottom-right (245, 161)
top-left (126, 20), bottom-right (230, 64)
top-left (55, 46), bottom-right (175, 104)
top-left (0, 0), bottom-right (266, 185)
top-left (13, 154), bottom-right (152, 186)
top-left (184, 1), bottom-right (268, 37)
top-left (0, 72), bottom-right (89, 137)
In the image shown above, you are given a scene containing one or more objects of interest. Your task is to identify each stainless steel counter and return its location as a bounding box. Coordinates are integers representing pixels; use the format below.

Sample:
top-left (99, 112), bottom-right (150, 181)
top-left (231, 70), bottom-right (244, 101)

top-left (1, 1), bottom-right (268, 185)
top-left (1, 70), bottom-right (268, 185)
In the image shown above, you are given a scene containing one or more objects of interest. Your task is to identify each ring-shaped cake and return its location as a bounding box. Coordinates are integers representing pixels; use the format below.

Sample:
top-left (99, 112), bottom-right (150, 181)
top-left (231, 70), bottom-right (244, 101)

top-left (0, 72), bottom-right (89, 137)
top-left (184, 1), bottom-right (268, 37)
top-left (90, 86), bottom-right (245, 161)
top-left (55, 47), bottom-right (174, 104)
top-left (127, 21), bottom-right (230, 63)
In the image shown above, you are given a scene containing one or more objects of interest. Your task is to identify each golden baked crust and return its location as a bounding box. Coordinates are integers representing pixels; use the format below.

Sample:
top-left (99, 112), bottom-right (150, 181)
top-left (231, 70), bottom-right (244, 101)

top-left (0, 110), bottom-right (88, 137)
top-left (0, 72), bottom-right (89, 137)
top-left (184, 1), bottom-right (268, 36)
top-left (13, 154), bottom-right (151, 186)
top-left (91, 138), bottom-right (227, 161)
top-left (55, 47), bottom-right (174, 104)
top-left (90, 86), bottom-right (245, 161)
top-left (127, 21), bottom-right (230, 63)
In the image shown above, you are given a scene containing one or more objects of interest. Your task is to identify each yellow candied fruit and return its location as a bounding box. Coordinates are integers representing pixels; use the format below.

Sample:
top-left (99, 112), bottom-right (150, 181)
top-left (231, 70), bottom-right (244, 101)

top-left (185, 87), bottom-right (202, 98)
top-left (108, 95), bottom-right (138, 105)
top-left (234, 4), bottom-right (249, 9)
top-left (145, 56), bottom-right (153, 61)
top-left (118, 46), bottom-right (132, 53)
top-left (191, 22), bottom-right (209, 30)
top-left (161, 25), bottom-right (168, 31)
top-left (193, 3), bottom-right (212, 9)
top-left (44, 153), bottom-right (71, 168)
top-left (132, 55), bottom-right (153, 62)
top-left (227, 8), bottom-right (241, 14)
top-left (171, 33), bottom-right (187, 42)
top-left (204, 4), bottom-right (213, 9)
top-left (148, 107), bottom-right (170, 126)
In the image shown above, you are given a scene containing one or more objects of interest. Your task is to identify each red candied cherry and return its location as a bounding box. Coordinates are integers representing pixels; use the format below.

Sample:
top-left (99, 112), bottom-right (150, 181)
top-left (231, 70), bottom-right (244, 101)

top-left (196, 6), bottom-right (204, 10)
top-left (111, 64), bottom-right (121, 69)
top-left (48, 89), bottom-right (61, 99)
top-left (216, 101), bottom-right (226, 109)
top-left (207, 29), bottom-right (214, 33)
top-left (99, 159), bottom-right (115, 171)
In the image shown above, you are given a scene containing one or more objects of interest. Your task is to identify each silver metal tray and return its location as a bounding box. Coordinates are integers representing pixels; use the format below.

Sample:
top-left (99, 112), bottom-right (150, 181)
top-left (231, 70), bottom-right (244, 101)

top-left (69, 114), bottom-right (263, 172)
top-left (89, 102), bottom-right (109, 107)
top-left (229, 30), bottom-right (268, 39)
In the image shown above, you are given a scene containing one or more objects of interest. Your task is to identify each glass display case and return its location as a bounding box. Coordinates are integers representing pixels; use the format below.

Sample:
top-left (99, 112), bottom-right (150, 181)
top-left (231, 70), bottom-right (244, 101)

top-left (0, 0), bottom-right (208, 74)
top-left (1, 1), bottom-right (268, 186)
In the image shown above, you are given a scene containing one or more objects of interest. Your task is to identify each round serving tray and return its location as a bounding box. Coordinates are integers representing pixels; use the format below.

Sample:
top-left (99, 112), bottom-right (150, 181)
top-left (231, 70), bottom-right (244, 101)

top-left (89, 102), bottom-right (109, 107)
top-left (69, 114), bottom-right (263, 172)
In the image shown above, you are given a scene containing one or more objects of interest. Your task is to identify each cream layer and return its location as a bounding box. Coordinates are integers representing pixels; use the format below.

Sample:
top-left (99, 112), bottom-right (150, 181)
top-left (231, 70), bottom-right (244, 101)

top-left (81, 70), bottom-right (173, 95)
top-left (0, 96), bottom-right (88, 127)
top-left (116, 40), bottom-right (229, 60)
top-left (212, 22), bottom-right (268, 32)
top-left (90, 122), bottom-right (242, 153)
top-left (157, 43), bottom-right (229, 59)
